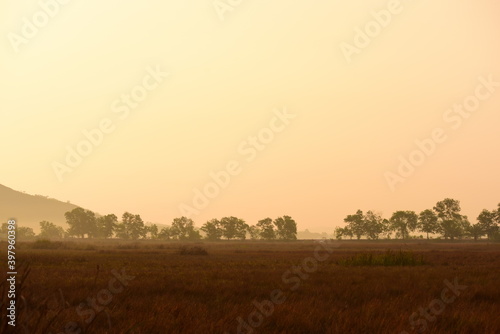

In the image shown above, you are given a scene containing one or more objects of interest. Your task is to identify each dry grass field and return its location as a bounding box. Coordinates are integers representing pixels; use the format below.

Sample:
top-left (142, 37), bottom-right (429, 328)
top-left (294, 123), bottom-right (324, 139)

top-left (1, 240), bottom-right (499, 334)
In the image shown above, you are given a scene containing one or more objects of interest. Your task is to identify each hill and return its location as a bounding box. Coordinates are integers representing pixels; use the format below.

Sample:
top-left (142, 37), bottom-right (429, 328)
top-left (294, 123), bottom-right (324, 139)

top-left (0, 184), bottom-right (79, 231)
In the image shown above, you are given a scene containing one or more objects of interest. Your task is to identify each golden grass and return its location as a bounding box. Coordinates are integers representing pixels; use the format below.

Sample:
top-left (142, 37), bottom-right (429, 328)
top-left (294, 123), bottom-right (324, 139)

top-left (1, 240), bottom-right (499, 333)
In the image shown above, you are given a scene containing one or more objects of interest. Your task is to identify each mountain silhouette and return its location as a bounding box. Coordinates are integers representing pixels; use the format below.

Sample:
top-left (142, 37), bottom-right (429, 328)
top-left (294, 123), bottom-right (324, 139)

top-left (0, 184), bottom-right (80, 231)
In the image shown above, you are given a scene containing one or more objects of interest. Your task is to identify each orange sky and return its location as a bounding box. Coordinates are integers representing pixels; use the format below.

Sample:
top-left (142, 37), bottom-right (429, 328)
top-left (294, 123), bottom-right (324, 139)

top-left (1, 1), bottom-right (499, 232)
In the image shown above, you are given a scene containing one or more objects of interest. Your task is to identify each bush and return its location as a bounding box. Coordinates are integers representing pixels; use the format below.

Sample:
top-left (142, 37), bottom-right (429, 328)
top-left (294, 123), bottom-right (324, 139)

top-left (338, 249), bottom-right (425, 266)
top-left (178, 246), bottom-right (208, 255)
top-left (32, 239), bottom-right (63, 249)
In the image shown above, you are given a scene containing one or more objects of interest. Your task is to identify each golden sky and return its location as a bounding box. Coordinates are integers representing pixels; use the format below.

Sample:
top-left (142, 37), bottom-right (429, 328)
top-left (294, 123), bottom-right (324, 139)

top-left (1, 0), bottom-right (499, 232)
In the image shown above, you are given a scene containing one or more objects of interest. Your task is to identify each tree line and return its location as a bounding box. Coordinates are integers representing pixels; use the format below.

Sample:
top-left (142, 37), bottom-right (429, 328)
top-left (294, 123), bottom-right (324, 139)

top-left (0, 209), bottom-right (298, 241)
top-left (2, 198), bottom-right (498, 242)
top-left (335, 198), bottom-right (500, 241)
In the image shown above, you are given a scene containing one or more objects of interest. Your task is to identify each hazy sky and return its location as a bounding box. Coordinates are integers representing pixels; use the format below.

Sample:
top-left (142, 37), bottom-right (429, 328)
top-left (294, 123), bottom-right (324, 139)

top-left (1, 0), bottom-right (499, 232)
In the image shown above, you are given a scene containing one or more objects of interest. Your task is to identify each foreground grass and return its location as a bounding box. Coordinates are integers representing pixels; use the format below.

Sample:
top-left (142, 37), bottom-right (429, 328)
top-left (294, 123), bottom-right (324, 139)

top-left (1, 240), bottom-right (499, 333)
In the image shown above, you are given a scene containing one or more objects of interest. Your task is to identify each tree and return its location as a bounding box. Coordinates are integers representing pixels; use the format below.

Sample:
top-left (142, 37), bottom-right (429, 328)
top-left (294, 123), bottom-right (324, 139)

top-left (335, 226), bottom-right (353, 240)
top-left (114, 223), bottom-right (128, 239)
top-left (256, 218), bottom-right (276, 240)
top-left (273, 216), bottom-right (297, 241)
top-left (220, 217), bottom-right (249, 240)
top-left (0, 224), bottom-right (35, 239)
top-left (116, 212), bottom-right (146, 240)
top-left (344, 210), bottom-right (365, 240)
top-left (170, 217), bottom-right (201, 240)
top-left (477, 209), bottom-right (498, 240)
top-left (467, 223), bottom-right (485, 241)
top-left (201, 219), bottom-right (223, 241)
top-left (158, 226), bottom-right (171, 240)
top-left (17, 227), bottom-right (36, 239)
top-left (247, 225), bottom-right (261, 240)
top-left (364, 211), bottom-right (385, 240)
top-left (39, 221), bottom-right (64, 239)
top-left (418, 209), bottom-right (439, 239)
top-left (389, 211), bottom-right (418, 240)
top-left (145, 224), bottom-right (159, 239)
top-left (433, 199), bottom-right (466, 240)
top-left (493, 204), bottom-right (500, 240)
top-left (65, 208), bottom-right (96, 238)
top-left (439, 220), bottom-right (464, 240)
top-left (381, 219), bottom-right (392, 239)
top-left (95, 214), bottom-right (117, 239)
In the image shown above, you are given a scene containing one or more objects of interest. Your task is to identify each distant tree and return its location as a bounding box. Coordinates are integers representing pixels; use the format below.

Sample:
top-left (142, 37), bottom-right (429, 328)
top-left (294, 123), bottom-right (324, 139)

top-left (273, 216), bottom-right (297, 241)
top-left (433, 199), bottom-right (466, 240)
top-left (0, 224), bottom-right (35, 239)
top-left (39, 221), bottom-right (64, 239)
top-left (334, 227), bottom-right (342, 240)
top-left (170, 217), bottom-right (201, 240)
top-left (495, 204), bottom-right (500, 238)
top-left (257, 218), bottom-right (276, 240)
top-left (467, 223), bottom-right (485, 241)
top-left (364, 211), bottom-right (385, 240)
top-left (247, 225), bottom-right (261, 240)
top-left (381, 219), bottom-right (392, 239)
top-left (143, 223), bottom-right (159, 240)
top-left (389, 211), bottom-right (418, 240)
top-left (95, 214), bottom-right (117, 239)
top-left (158, 226), bottom-right (171, 240)
top-left (344, 210), bottom-right (365, 240)
top-left (477, 209), bottom-right (498, 240)
top-left (17, 227), bottom-right (36, 239)
top-left (418, 209), bottom-right (439, 239)
top-left (145, 224), bottom-right (159, 239)
top-left (65, 208), bottom-right (97, 238)
top-left (116, 212), bottom-right (146, 240)
top-left (201, 219), bottom-right (223, 241)
top-left (335, 226), bottom-right (353, 240)
top-left (439, 220), bottom-right (463, 240)
top-left (220, 217), bottom-right (249, 240)
top-left (114, 223), bottom-right (128, 239)
top-left (460, 216), bottom-right (472, 238)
